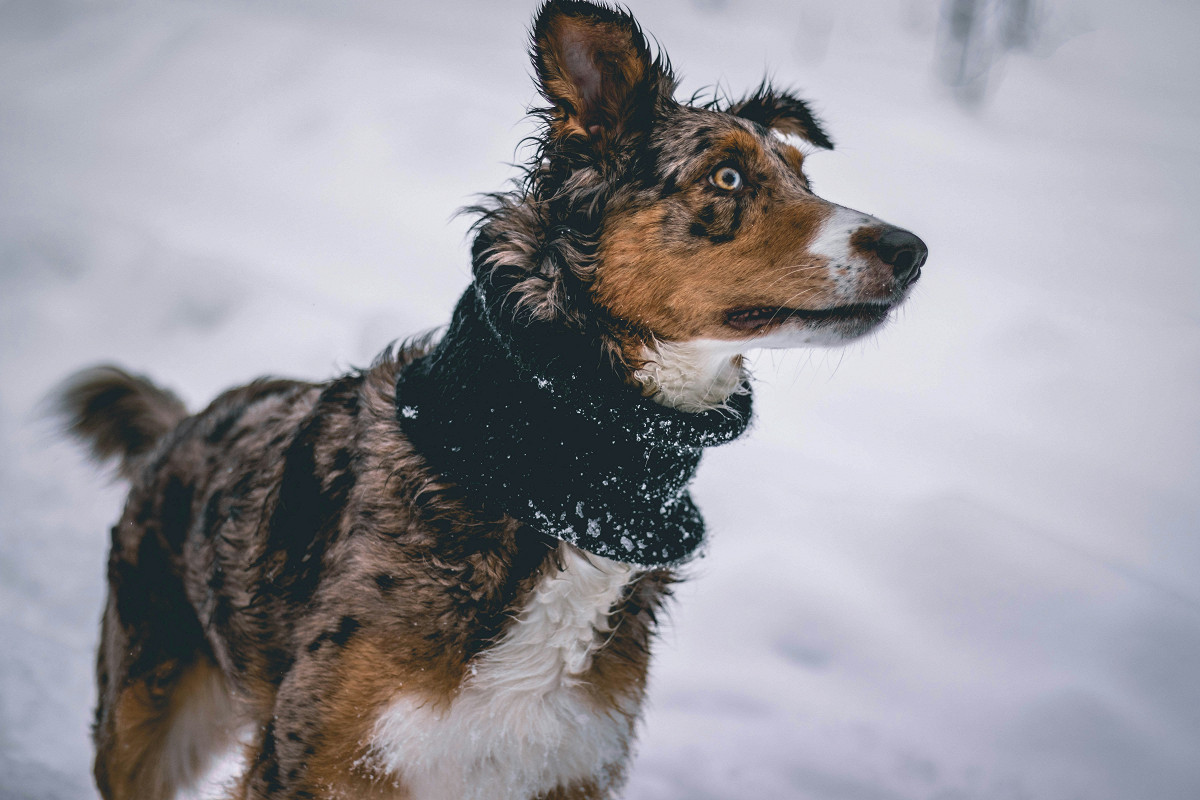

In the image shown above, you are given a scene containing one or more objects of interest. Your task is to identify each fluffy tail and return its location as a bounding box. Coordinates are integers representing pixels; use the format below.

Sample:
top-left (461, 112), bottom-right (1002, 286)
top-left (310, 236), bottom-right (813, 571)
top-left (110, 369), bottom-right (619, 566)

top-left (58, 366), bottom-right (189, 479)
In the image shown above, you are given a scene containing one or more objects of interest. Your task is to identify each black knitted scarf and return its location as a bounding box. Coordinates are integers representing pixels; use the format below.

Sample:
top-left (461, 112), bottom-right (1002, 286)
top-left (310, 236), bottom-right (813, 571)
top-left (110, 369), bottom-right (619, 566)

top-left (394, 281), bottom-right (753, 568)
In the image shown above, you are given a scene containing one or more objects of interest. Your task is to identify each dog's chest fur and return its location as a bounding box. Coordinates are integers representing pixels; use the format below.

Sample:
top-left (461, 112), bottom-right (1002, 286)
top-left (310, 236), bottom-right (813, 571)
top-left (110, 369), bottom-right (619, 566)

top-left (367, 544), bottom-right (635, 799)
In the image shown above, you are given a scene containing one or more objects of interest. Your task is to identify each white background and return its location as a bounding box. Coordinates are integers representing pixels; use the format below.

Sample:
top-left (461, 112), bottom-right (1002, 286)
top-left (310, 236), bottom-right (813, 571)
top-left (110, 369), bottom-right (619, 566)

top-left (1, 0), bottom-right (1197, 797)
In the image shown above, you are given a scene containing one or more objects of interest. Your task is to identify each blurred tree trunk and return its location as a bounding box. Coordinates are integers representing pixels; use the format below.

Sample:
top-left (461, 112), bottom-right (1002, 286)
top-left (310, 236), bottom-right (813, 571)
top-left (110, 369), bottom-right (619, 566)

top-left (938, 0), bottom-right (1040, 106)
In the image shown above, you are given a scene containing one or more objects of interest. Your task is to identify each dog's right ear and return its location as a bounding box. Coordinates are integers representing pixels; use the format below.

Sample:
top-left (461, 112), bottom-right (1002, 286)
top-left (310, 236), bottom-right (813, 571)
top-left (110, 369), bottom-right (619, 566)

top-left (531, 0), bottom-right (674, 145)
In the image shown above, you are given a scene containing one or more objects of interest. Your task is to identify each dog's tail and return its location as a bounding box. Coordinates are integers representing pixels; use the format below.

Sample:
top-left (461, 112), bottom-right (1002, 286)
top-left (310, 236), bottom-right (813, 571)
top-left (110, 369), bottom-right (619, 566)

top-left (58, 366), bottom-right (189, 480)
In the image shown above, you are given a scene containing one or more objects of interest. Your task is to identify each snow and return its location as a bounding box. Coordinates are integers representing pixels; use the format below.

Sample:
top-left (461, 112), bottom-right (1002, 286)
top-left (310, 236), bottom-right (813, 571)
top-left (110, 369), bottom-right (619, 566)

top-left (1, 0), bottom-right (1197, 798)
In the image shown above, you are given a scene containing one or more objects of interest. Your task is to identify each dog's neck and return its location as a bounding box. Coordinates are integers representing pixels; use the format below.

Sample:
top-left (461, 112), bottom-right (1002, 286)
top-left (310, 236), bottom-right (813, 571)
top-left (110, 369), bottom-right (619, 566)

top-left (393, 285), bottom-right (753, 568)
top-left (633, 340), bottom-right (747, 413)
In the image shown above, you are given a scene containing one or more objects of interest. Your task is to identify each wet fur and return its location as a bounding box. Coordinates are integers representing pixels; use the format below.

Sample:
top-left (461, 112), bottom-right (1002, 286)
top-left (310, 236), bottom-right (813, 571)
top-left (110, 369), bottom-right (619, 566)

top-left (62, 2), bottom-right (924, 797)
top-left (68, 351), bottom-right (671, 799)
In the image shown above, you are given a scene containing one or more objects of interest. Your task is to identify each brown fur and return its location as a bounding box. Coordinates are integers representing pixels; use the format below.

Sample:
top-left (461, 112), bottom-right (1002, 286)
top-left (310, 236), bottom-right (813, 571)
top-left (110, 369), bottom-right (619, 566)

top-left (72, 341), bottom-right (673, 798)
top-left (74, 348), bottom-right (649, 799)
top-left (63, 2), bottom-right (924, 798)
top-left (59, 366), bottom-right (189, 479)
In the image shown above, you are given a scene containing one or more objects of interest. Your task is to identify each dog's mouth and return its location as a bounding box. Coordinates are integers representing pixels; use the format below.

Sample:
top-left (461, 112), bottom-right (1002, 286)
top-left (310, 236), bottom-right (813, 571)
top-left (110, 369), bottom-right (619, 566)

top-left (725, 302), bottom-right (893, 333)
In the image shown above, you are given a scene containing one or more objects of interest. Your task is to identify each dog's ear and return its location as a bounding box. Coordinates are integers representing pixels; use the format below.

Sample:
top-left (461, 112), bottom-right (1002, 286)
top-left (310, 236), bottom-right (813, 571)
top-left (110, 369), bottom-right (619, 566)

top-left (531, 0), bottom-right (673, 143)
top-left (728, 83), bottom-right (833, 150)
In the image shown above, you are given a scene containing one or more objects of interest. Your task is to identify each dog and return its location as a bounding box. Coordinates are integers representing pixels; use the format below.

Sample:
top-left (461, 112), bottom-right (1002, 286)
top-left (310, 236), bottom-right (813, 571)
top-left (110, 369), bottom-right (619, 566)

top-left (60, 2), bottom-right (926, 798)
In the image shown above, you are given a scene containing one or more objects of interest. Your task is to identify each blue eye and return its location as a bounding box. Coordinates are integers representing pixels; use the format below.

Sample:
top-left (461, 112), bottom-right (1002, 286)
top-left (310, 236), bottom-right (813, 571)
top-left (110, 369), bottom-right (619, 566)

top-left (709, 165), bottom-right (744, 191)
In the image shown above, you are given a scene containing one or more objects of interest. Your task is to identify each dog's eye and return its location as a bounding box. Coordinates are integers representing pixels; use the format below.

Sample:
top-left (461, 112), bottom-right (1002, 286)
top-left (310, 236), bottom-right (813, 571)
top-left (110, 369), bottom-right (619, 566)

top-left (709, 166), bottom-right (744, 192)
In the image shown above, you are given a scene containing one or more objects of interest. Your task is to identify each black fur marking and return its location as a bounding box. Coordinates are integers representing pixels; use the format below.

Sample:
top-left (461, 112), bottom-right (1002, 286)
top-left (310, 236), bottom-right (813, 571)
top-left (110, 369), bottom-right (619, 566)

top-left (374, 572), bottom-right (398, 592)
top-left (210, 594), bottom-right (233, 633)
top-left (114, 531), bottom-right (207, 681)
top-left (307, 616), bottom-right (361, 652)
top-left (262, 376), bottom-right (361, 605)
top-left (106, 524), bottom-right (123, 558)
top-left (201, 491), bottom-right (224, 540)
top-left (257, 723), bottom-right (285, 794)
top-left (330, 446), bottom-right (352, 473)
top-left (205, 403), bottom-right (245, 444)
top-left (134, 494), bottom-right (156, 526)
top-left (331, 615), bottom-right (361, 646)
top-left (207, 564), bottom-right (225, 592)
top-left (263, 648), bottom-right (294, 686)
top-left (657, 174), bottom-right (678, 199)
top-left (689, 222), bottom-right (708, 238)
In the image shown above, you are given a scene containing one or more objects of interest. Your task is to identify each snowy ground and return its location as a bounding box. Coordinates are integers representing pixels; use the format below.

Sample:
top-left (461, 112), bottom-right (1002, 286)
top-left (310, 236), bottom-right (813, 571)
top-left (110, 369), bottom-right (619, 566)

top-left (2, 0), bottom-right (1198, 798)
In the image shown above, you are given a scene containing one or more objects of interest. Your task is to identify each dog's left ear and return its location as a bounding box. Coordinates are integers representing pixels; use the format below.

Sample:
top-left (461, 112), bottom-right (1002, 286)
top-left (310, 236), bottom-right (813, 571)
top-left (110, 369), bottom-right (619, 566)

top-left (531, 0), bottom-right (674, 143)
top-left (728, 84), bottom-right (833, 150)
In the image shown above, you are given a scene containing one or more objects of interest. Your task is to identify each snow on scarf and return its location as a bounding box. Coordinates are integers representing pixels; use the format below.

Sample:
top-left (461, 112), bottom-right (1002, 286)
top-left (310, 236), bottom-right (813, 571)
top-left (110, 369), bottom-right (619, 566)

top-left (394, 282), bottom-right (753, 568)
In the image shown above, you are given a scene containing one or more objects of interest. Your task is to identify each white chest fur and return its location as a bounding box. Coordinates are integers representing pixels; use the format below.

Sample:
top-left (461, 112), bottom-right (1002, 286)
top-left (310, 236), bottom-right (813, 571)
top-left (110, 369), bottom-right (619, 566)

top-left (367, 544), bottom-right (636, 800)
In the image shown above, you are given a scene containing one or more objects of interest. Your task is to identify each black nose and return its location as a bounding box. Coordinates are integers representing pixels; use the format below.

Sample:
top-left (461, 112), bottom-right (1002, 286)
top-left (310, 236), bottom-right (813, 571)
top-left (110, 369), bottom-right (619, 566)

top-left (876, 227), bottom-right (928, 285)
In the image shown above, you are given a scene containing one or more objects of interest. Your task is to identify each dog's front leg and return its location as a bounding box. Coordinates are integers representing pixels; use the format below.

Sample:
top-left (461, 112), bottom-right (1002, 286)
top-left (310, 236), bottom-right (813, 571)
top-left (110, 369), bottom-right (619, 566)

top-left (236, 645), bottom-right (416, 800)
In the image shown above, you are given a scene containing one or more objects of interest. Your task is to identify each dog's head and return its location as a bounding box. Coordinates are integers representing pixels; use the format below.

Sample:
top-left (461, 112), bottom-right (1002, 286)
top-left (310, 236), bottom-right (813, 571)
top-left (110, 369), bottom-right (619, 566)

top-left (475, 0), bottom-right (926, 404)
